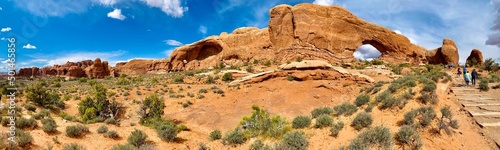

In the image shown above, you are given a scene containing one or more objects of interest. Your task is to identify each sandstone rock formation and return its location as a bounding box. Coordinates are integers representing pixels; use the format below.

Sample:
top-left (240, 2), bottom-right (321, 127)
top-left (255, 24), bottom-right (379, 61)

top-left (16, 58), bottom-right (111, 79)
top-left (426, 39), bottom-right (460, 66)
top-left (466, 49), bottom-right (483, 66)
top-left (166, 3), bottom-right (434, 72)
top-left (113, 58), bottom-right (170, 75)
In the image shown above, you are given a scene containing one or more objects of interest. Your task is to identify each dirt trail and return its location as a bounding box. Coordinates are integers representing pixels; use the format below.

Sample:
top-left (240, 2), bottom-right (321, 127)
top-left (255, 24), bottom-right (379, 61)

top-left (450, 71), bottom-right (500, 148)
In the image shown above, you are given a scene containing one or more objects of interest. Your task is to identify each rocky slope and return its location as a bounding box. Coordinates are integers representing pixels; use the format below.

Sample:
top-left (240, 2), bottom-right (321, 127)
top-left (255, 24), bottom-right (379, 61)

top-left (16, 58), bottom-right (112, 79)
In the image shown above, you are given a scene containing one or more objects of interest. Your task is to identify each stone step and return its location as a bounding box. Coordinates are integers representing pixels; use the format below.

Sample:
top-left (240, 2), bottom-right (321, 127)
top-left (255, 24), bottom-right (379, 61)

top-left (468, 111), bottom-right (500, 117)
top-left (457, 97), bottom-right (496, 101)
top-left (462, 103), bottom-right (500, 107)
top-left (480, 122), bottom-right (500, 127)
top-left (455, 94), bottom-right (488, 97)
top-left (474, 116), bottom-right (500, 127)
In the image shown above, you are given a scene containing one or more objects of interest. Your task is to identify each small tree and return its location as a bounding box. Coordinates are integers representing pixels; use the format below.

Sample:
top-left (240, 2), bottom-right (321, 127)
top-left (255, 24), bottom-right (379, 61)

top-left (139, 94), bottom-right (166, 125)
top-left (437, 106), bottom-right (459, 135)
top-left (25, 81), bottom-right (65, 110)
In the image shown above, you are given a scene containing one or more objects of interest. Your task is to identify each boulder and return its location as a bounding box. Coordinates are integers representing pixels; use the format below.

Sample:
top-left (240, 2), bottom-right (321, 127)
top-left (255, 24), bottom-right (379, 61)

top-left (426, 38), bottom-right (459, 66)
top-left (279, 60), bottom-right (334, 70)
top-left (466, 49), bottom-right (483, 66)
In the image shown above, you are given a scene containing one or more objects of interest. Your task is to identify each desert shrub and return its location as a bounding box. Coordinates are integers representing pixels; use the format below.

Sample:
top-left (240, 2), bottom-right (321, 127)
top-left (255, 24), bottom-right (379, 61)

top-left (66, 124), bottom-right (89, 138)
top-left (1, 117), bottom-right (9, 126)
top-left (111, 144), bottom-right (136, 150)
top-left (249, 139), bottom-right (264, 150)
top-left (333, 102), bottom-right (358, 116)
top-left (315, 114), bottom-right (333, 128)
top-left (78, 77), bottom-right (88, 83)
top-left (105, 117), bottom-right (119, 125)
top-left (156, 124), bottom-right (177, 142)
top-left (375, 90), bottom-right (391, 103)
top-left (355, 94), bottom-right (370, 107)
top-left (209, 130), bottom-right (222, 141)
top-left (397, 125), bottom-right (423, 150)
top-left (239, 105), bottom-right (290, 139)
top-left (128, 129), bottom-right (148, 147)
top-left (403, 106), bottom-right (436, 128)
top-left (484, 58), bottom-right (500, 72)
top-left (280, 131), bottom-right (308, 150)
top-left (25, 81), bottom-right (65, 110)
top-left (364, 104), bottom-right (374, 112)
top-left (78, 83), bottom-right (121, 123)
top-left (493, 84), bottom-right (500, 89)
top-left (63, 143), bottom-right (86, 150)
top-left (246, 66), bottom-right (254, 73)
top-left (330, 121), bottom-right (344, 138)
top-left (198, 143), bottom-right (209, 150)
top-left (198, 88), bottom-right (208, 93)
top-left (479, 79), bottom-right (490, 91)
top-left (348, 126), bottom-right (393, 150)
top-left (222, 128), bottom-right (247, 146)
top-left (105, 130), bottom-right (119, 139)
top-left (139, 94), bottom-right (166, 125)
top-left (24, 104), bottom-right (36, 112)
top-left (97, 125), bottom-right (108, 133)
top-left (292, 116), bottom-right (311, 129)
top-left (351, 112), bottom-right (373, 130)
top-left (222, 72), bottom-right (233, 82)
top-left (311, 106), bottom-right (333, 118)
top-left (437, 106), bottom-right (459, 135)
top-left (16, 129), bottom-right (33, 147)
top-left (173, 75), bottom-right (184, 83)
top-left (388, 83), bottom-right (401, 93)
top-left (41, 117), bottom-right (57, 133)
top-left (263, 60), bottom-right (271, 67)
top-left (16, 117), bottom-right (37, 129)
top-left (205, 76), bottom-right (215, 84)
top-left (422, 82), bottom-right (437, 92)
top-left (420, 91), bottom-right (438, 104)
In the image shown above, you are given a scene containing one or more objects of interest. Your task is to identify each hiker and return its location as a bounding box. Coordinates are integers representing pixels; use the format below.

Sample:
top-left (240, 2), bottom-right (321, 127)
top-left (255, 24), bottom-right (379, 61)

top-left (457, 68), bottom-right (462, 77)
top-left (465, 71), bottom-right (472, 86)
top-left (472, 69), bottom-right (478, 86)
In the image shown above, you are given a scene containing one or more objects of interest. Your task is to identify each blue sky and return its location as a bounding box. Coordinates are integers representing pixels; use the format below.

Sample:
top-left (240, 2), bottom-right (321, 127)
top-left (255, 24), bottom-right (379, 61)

top-left (0, 0), bottom-right (499, 71)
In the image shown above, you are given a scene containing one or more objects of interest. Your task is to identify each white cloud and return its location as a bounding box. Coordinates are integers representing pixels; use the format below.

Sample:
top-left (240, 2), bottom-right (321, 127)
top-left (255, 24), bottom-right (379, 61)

top-left (1, 27), bottom-right (11, 32)
top-left (0, 38), bottom-right (5, 41)
top-left (141, 0), bottom-right (188, 18)
top-left (164, 39), bottom-right (182, 46)
top-left (0, 7), bottom-right (3, 10)
top-left (107, 9), bottom-right (126, 20)
top-left (199, 25), bottom-right (207, 34)
top-left (97, 0), bottom-right (118, 6)
top-left (12, 0), bottom-right (91, 17)
top-left (313, 0), bottom-right (337, 6)
top-left (22, 44), bottom-right (37, 49)
top-left (353, 44), bottom-right (382, 61)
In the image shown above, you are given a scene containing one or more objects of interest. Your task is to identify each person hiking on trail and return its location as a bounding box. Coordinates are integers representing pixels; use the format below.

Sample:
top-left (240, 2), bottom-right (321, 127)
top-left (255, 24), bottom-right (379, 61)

top-left (457, 68), bottom-right (462, 77)
top-left (472, 69), bottom-right (478, 86)
top-left (465, 71), bottom-right (472, 86)
top-left (463, 66), bottom-right (467, 77)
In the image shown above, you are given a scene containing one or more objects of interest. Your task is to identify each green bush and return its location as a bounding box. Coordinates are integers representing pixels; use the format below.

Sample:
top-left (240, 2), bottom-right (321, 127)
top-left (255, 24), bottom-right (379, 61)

top-left (41, 117), bottom-right (57, 133)
top-left (65, 124), bottom-right (89, 138)
top-left (330, 121), bottom-right (344, 138)
top-left (16, 129), bottom-right (33, 147)
top-left (78, 83), bottom-right (121, 123)
top-left (97, 125), bottom-right (108, 133)
top-left (105, 117), bottom-right (119, 125)
top-left (364, 104), bottom-right (374, 112)
top-left (355, 94), bottom-right (370, 107)
top-left (1, 117), bottom-right (9, 127)
top-left (222, 73), bottom-right (233, 82)
top-left (128, 129), bottom-right (148, 147)
top-left (25, 81), bottom-right (65, 110)
top-left (222, 128), bottom-right (247, 146)
top-left (351, 112), bottom-right (373, 130)
top-left (105, 130), bottom-right (119, 139)
top-left (315, 114), bottom-right (333, 128)
top-left (63, 143), bottom-right (86, 150)
top-left (209, 130), bottom-right (222, 141)
top-left (333, 102), bottom-right (358, 116)
top-left (348, 126), bottom-right (393, 150)
top-left (205, 76), bottom-right (215, 84)
top-left (238, 105), bottom-right (290, 139)
top-left (139, 94), bottom-right (166, 125)
top-left (24, 104), bottom-right (36, 112)
top-left (403, 106), bottom-right (436, 128)
top-left (292, 116), bottom-right (311, 129)
top-left (420, 91), bottom-right (438, 104)
top-left (156, 124), bottom-right (178, 142)
top-left (479, 79), bottom-right (490, 91)
top-left (16, 117), bottom-right (38, 129)
top-left (397, 125), bottom-right (423, 150)
top-left (280, 131), bottom-right (308, 150)
top-left (249, 139), bottom-right (264, 150)
top-left (375, 90), bottom-right (391, 103)
top-left (388, 83), bottom-right (401, 93)
top-left (111, 144), bottom-right (137, 150)
top-left (422, 82), bottom-right (437, 92)
top-left (311, 106), bottom-right (333, 118)
top-left (438, 106), bottom-right (460, 135)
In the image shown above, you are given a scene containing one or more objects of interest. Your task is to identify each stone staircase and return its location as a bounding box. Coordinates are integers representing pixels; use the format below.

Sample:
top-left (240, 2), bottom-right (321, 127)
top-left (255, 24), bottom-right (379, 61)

top-left (450, 75), bottom-right (500, 147)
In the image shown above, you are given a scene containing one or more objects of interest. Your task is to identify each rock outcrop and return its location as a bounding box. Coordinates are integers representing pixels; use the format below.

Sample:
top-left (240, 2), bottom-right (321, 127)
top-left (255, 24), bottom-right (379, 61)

top-left (426, 39), bottom-right (460, 66)
top-left (166, 3), bottom-right (433, 71)
top-left (16, 58), bottom-right (112, 79)
top-left (113, 59), bottom-right (170, 75)
top-left (466, 49), bottom-right (483, 66)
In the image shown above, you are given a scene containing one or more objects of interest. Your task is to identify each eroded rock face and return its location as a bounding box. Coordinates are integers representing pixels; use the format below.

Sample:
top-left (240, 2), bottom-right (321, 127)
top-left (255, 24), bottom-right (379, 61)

top-left (466, 49), bottom-right (483, 66)
top-left (17, 58), bottom-right (112, 79)
top-left (113, 59), bottom-right (170, 75)
top-left (166, 3), bottom-right (431, 71)
top-left (426, 39), bottom-right (459, 66)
